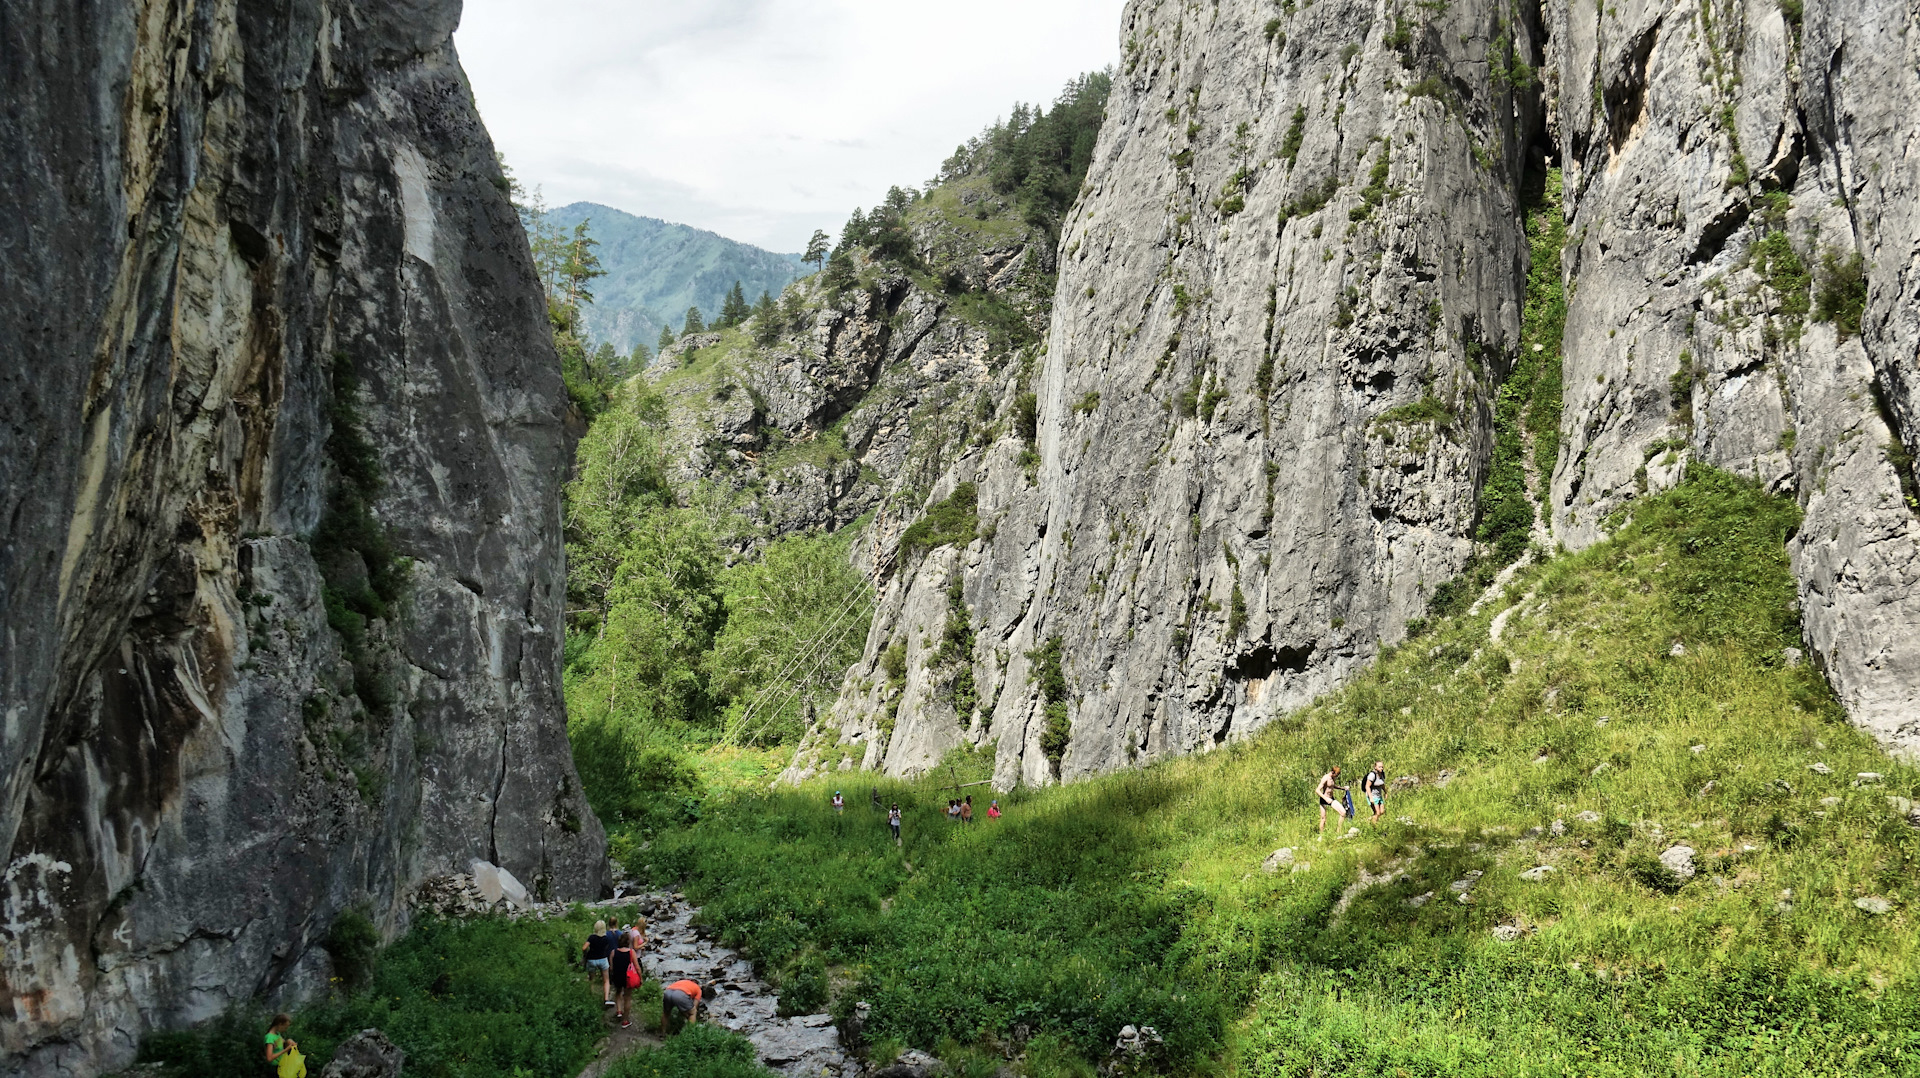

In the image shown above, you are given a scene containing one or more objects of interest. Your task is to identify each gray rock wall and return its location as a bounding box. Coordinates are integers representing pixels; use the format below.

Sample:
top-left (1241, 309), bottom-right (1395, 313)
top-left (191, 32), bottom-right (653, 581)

top-left (794, 0), bottom-right (1548, 785)
top-left (797, 0), bottom-right (1920, 782)
top-left (1545, 0), bottom-right (1920, 748)
top-left (0, 1), bottom-right (603, 1073)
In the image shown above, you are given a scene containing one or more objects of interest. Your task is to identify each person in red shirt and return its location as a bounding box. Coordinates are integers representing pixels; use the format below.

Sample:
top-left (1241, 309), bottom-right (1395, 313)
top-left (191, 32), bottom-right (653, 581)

top-left (661, 979), bottom-right (713, 1036)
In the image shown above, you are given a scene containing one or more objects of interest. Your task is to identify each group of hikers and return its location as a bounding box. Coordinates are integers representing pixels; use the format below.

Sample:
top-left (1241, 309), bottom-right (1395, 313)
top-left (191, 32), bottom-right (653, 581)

top-left (832, 788), bottom-right (1001, 846)
top-left (1316, 761), bottom-right (1390, 833)
top-left (580, 917), bottom-right (717, 1034)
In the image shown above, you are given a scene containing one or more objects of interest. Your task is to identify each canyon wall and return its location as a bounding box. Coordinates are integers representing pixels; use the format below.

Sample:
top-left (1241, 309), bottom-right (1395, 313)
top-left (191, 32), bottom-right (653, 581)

top-left (793, 0), bottom-right (1920, 784)
top-left (0, 1), bottom-right (603, 1073)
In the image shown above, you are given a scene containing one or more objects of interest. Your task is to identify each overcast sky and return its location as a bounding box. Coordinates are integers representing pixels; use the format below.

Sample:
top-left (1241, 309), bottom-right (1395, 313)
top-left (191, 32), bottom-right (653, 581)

top-left (455, 1), bottom-right (1124, 253)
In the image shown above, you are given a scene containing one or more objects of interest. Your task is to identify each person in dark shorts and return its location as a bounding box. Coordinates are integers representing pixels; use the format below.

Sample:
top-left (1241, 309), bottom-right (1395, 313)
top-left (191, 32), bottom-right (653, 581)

top-left (661, 979), bottom-right (711, 1036)
top-left (582, 918), bottom-right (614, 1005)
top-left (832, 790), bottom-right (845, 814)
top-left (1362, 761), bottom-right (1388, 825)
top-left (960, 796), bottom-right (974, 823)
top-left (1316, 766), bottom-right (1349, 834)
top-left (888, 803), bottom-right (902, 846)
top-left (610, 933), bottom-right (640, 1028)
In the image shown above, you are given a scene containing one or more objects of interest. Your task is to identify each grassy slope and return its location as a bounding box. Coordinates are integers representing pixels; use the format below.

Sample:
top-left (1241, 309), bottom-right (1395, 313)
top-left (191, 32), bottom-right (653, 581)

top-left (638, 468), bottom-right (1920, 1076)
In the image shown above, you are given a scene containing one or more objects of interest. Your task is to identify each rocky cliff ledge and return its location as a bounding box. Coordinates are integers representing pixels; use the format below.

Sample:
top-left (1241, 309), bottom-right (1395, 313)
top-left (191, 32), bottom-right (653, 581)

top-left (0, 1), bottom-right (603, 1073)
top-left (791, 0), bottom-right (1920, 784)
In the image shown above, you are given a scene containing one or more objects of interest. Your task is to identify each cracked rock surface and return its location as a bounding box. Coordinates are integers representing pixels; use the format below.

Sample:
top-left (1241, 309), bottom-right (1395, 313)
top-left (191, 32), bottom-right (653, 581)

top-left (1, 1), bottom-right (602, 1073)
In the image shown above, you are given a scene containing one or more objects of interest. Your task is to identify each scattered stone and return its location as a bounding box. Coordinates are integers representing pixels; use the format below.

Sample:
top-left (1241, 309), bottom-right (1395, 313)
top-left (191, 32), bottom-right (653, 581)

top-left (1669, 641), bottom-right (1688, 657)
top-left (1771, 779), bottom-right (1795, 794)
top-left (1521, 826), bottom-right (1545, 840)
top-left (1532, 749), bottom-right (1552, 765)
top-left (1782, 647), bottom-right (1804, 668)
top-left (1697, 780), bottom-right (1716, 797)
top-left (1519, 866), bottom-right (1556, 882)
top-left (1396, 815), bottom-right (1415, 825)
top-left (1435, 769), bottom-right (1456, 788)
top-left (1776, 888), bottom-right (1795, 913)
top-left (318, 1030), bottom-right (404, 1078)
top-left (1406, 891), bottom-right (1435, 909)
top-left (1820, 797), bottom-right (1842, 807)
top-left (1809, 762), bottom-right (1833, 775)
top-left (1262, 848), bottom-right (1295, 873)
top-left (1575, 810), bottom-right (1602, 824)
top-left (874, 1049), bottom-right (946, 1078)
top-left (1344, 827), bottom-right (1361, 839)
top-left (1659, 846), bottom-right (1697, 881)
top-left (410, 873), bottom-right (495, 917)
top-left (1855, 897), bottom-right (1895, 915)
top-left (1888, 796), bottom-right (1915, 815)
top-left (1595, 716), bottom-right (1610, 727)
top-left (1590, 762), bottom-right (1610, 777)
top-left (1291, 861), bottom-right (1313, 874)
top-left (1390, 775), bottom-right (1421, 791)
top-left (1112, 1024), bottom-right (1163, 1056)
top-left (1690, 744), bottom-right (1706, 754)
top-left (1550, 818), bottom-right (1566, 836)
top-left (1491, 924), bottom-right (1524, 941)
top-left (1855, 772), bottom-right (1884, 784)
top-left (1448, 870), bottom-right (1485, 894)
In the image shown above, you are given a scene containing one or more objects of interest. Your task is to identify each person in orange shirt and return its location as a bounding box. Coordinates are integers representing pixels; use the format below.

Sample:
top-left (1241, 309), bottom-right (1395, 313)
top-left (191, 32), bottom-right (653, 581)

top-left (662, 979), bottom-right (712, 1036)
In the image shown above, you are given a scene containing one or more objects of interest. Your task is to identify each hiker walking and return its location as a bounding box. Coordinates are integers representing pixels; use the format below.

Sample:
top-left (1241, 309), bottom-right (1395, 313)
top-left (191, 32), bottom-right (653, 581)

top-left (661, 979), bottom-right (711, 1037)
top-left (265, 1014), bottom-right (304, 1076)
top-left (889, 802), bottom-right (902, 846)
top-left (1362, 761), bottom-right (1388, 825)
top-left (987, 799), bottom-right (1001, 820)
top-left (1316, 766), bottom-right (1350, 834)
top-left (961, 796), bottom-right (974, 823)
top-left (947, 799), bottom-right (961, 822)
top-left (832, 790), bottom-right (845, 814)
top-left (582, 918), bottom-right (615, 1005)
top-left (610, 929), bottom-right (640, 1028)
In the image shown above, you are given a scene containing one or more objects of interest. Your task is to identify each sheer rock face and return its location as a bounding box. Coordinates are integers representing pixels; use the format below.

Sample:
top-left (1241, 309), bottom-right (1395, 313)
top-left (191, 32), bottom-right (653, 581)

top-left (795, 0), bottom-right (1920, 784)
top-left (792, 0), bottom-right (1544, 785)
top-left (0, 1), bottom-right (603, 1073)
top-left (1545, 0), bottom-right (1920, 749)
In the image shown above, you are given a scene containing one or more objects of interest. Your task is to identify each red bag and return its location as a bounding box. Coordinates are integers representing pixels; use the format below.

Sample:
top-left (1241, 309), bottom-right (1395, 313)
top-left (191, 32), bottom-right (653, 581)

top-left (626, 958), bottom-right (642, 988)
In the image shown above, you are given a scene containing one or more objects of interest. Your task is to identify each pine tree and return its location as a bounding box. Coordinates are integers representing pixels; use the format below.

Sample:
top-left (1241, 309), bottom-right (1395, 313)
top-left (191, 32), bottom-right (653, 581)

top-left (561, 221), bottom-right (606, 314)
top-left (658, 323), bottom-right (676, 354)
top-left (752, 290), bottom-right (780, 346)
top-left (683, 306), bottom-right (706, 336)
top-left (629, 341), bottom-right (652, 371)
top-left (719, 281), bottom-right (750, 328)
top-left (803, 230), bottom-right (830, 273)
top-left (780, 289), bottom-right (808, 334)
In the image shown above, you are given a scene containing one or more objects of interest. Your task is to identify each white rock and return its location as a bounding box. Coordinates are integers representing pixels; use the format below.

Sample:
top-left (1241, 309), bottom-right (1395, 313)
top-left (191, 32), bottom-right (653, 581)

top-left (1519, 866), bottom-right (1556, 882)
top-left (1855, 896), bottom-right (1895, 915)
top-left (1669, 641), bottom-right (1688, 657)
top-left (1406, 891), bottom-right (1434, 909)
top-left (1491, 925), bottom-right (1524, 941)
top-left (1856, 772), bottom-right (1884, 783)
top-left (1658, 846), bottom-right (1697, 881)
top-left (1888, 796), bottom-right (1915, 815)
top-left (1809, 762), bottom-right (1833, 775)
top-left (1262, 848), bottom-right (1295, 872)
top-left (470, 859), bottom-right (532, 910)
top-left (1690, 744), bottom-right (1706, 754)
top-left (1575, 810), bottom-right (1602, 824)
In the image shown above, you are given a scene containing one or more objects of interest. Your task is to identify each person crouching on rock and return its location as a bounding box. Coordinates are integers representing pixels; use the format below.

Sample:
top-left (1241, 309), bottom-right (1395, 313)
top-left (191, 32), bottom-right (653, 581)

top-left (662, 978), bottom-right (712, 1036)
top-left (583, 919), bottom-right (615, 1006)
top-left (610, 932), bottom-right (640, 1028)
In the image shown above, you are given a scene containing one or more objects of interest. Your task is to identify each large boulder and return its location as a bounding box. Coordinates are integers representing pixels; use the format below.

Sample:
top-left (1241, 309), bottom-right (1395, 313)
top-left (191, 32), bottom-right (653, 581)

top-left (319, 1030), bottom-right (404, 1078)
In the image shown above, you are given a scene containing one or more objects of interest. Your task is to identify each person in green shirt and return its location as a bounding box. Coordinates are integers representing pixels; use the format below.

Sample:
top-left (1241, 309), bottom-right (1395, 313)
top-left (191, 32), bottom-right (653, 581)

top-left (264, 1014), bottom-right (297, 1069)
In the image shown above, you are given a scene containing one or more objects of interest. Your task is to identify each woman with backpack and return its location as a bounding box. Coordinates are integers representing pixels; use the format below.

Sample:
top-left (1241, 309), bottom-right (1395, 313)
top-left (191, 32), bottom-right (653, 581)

top-left (610, 930), bottom-right (641, 1028)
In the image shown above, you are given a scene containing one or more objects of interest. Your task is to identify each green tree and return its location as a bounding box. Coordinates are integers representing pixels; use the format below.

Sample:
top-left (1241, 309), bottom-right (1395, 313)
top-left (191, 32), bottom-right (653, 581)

top-left (708, 532), bottom-right (872, 745)
top-left (658, 323), bottom-right (676, 354)
top-left (562, 220), bottom-right (606, 313)
top-left (752, 290), bottom-right (780, 345)
top-left (779, 289), bottom-right (809, 336)
top-left (803, 229), bottom-right (831, 273)
top-left (682, 306), bottom-right (706, 336)
top-left (718, 280), bottom-right (751, 329)
top-left (628, 341), bottom-right (652, 372)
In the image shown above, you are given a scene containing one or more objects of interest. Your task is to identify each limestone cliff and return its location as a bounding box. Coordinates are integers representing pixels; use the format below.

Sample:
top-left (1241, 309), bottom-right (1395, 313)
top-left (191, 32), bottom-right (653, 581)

top-left (792, 0), bottom-right (1920, 784)
top-left (0, 1), bottom-right (603, 1073)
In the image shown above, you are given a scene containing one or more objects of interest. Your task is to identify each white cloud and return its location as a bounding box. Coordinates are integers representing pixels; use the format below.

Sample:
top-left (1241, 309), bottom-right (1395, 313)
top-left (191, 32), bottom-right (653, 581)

top-left (455, 0), bottom-right (1123, 251)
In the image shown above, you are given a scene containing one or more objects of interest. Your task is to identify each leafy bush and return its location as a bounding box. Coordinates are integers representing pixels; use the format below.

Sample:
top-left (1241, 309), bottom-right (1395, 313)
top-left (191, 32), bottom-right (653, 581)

top-left (899, 484), bottom-right (980, 561)
top-left (324, 908), bottom-right (381, 989)
top-left (1814, 248), bottom-right (1867, 340)
top-left (138, 913), bottom-right (607, 1078)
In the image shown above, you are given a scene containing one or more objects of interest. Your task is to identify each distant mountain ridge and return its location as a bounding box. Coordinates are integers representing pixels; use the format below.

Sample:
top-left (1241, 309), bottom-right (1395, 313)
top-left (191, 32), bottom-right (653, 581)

top-left (554, 201), bottom-right (804, 355)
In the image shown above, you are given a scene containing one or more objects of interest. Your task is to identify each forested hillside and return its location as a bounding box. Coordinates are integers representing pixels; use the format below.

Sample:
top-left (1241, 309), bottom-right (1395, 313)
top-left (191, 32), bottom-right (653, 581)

top-left (555, 202), bottom-right (804, 355)
top-left (557, 73), bottom-right (1112, 827)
